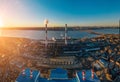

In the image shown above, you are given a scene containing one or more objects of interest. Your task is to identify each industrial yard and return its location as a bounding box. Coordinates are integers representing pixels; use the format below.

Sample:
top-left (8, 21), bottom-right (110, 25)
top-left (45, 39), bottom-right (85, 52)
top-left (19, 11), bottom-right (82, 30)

top-left (0, 34), bottom-right (119, 82)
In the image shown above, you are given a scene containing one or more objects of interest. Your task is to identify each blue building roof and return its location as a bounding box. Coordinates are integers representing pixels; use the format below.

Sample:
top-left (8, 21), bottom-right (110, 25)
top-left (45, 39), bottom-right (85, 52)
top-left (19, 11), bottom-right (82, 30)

top-left (77, 70), bottom-right (100, 82)
top-left (39, 77), bottom-right (49, 82)
top-left (16, 68), bottom-right (100, 82)
top-left (38, 78), bottom-right (77, 82)
top-left (50, 68), bottom-right (68, 79)
top-left (16, 68), bottom-right (40, 82)
top-left (49, 78), bottom-right (77, 82)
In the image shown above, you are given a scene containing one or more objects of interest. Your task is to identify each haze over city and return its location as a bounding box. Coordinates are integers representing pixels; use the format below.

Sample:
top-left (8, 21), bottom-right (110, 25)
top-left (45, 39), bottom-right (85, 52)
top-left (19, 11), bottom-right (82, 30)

top-left (0, 0), bottom-right (120, 27)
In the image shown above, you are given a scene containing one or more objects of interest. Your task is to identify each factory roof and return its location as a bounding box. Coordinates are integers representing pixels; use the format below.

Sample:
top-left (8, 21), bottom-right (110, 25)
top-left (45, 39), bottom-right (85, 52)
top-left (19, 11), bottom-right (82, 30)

top-left (50, 68), bottom-right (68, 79)
top-left (16, 68), bottom-right (40, 82)
top-left (16, 68), bottom-right (100, 82)
top-left (77, 70), bottom-right (100, 82)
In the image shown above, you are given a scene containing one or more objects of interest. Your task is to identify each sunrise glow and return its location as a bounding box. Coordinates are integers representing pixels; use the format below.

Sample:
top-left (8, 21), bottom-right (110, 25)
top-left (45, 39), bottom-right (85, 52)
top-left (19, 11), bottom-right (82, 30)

top-left (0, 18), bottom-right (4, 27)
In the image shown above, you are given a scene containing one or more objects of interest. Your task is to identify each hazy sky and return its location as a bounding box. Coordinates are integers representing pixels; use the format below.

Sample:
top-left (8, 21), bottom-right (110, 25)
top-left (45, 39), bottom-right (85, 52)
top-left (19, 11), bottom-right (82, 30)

top-left (0, 0), bottom-right (120, 27)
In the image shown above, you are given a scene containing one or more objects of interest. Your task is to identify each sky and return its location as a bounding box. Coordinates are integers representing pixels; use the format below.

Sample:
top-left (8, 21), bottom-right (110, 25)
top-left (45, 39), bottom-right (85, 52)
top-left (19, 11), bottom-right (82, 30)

top-left (0, 0), bottom-right (120, 27)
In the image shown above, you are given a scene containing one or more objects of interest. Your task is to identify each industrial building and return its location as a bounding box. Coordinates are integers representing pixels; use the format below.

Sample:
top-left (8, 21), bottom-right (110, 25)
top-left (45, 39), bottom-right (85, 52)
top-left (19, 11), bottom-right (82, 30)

top-left (15, 68), bottom-right (100, 82)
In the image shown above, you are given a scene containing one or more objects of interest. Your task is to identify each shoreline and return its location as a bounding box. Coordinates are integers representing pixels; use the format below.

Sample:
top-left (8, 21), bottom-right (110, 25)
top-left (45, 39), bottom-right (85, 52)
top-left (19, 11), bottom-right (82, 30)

top-left (0, 27), bottom-right (119, 31)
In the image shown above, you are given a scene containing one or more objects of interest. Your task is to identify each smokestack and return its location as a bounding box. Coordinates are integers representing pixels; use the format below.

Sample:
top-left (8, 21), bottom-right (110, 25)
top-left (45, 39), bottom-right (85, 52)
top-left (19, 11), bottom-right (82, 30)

top-left (119, 19), bottom-right (120, 36)
top-left (91, 69), bottom-right (94, 79)
top-left (82, 71), bottom-right (86, 80)
top-left (119, 19), bottom-right (120, 28)
top-left (22, 69), bottom-right (25, 76)
top-left (44, 19), bottom-right (49, 47)
top-left (30, 70), bottom-right (33, 78)
top-left (65, 24), bottom-right (67, 45)
top-left (45, 24), bottom-right (48, 47)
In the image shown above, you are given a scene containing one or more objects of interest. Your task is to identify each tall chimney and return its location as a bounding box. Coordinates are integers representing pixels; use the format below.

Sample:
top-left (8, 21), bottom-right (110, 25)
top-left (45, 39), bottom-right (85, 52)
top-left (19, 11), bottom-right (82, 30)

top-left (119, 19), bottom-right (120, 27)
top-left (45, 24), bottom-right (48, 47)
top-left (30, 70), bottom-right (33, 78)
top-left (65, 24), bottom-right (67, 45)
top-left (44, 19), bottom-right (49, 48)
top-left (119, 19), bottom-right (120, 36)
top-left (91, 69), bottom-right (94, 79)
top-left (82, 71), bottom-right (86, 80)
top-left (22, 69), bottom-right (25, 76)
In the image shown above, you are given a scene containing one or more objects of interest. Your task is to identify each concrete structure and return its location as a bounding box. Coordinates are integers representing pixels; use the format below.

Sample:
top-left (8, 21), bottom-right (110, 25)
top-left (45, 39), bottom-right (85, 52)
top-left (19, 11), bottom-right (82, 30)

top-left (49, 56), bottom-right (77, 65)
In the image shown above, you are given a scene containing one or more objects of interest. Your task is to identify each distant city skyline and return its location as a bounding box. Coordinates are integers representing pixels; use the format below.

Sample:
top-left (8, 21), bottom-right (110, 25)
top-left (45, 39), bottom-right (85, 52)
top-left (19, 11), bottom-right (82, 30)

top-left (0, 0), bottom-right (120, 27)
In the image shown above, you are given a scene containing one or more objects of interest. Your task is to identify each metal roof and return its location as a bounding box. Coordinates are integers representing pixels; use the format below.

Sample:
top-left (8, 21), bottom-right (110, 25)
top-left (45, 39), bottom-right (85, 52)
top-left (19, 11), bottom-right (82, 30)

top-left (16, 68), bottom-right (40, 82)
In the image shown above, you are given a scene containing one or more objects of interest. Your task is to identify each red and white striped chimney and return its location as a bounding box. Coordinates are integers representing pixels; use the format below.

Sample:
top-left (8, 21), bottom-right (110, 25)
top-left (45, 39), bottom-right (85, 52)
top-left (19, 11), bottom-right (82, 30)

top-left (30, 70), bottom-right (33, 78)
top-left (91, 69), bottom-right (94, 79)
top-left (22, 69), bottom-right (25, 76)
top-left (82, 71), bottom-right (86, 80)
